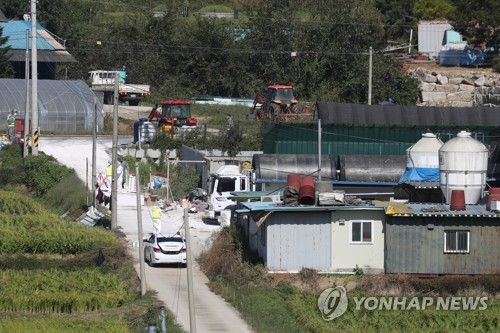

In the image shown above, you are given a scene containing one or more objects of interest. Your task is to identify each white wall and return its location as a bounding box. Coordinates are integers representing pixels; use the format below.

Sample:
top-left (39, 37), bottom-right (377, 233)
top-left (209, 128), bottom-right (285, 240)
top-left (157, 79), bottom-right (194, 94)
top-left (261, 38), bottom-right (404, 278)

top-left (331, 210), bottom-right (385, 274)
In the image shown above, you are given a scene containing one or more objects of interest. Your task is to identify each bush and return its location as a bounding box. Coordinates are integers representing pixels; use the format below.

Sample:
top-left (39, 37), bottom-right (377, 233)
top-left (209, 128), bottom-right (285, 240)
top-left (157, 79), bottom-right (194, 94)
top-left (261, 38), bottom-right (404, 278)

top-left (0, 143), bottom-right (24, 185)
top-left (44, 172), bottom-right (90, 216)
top-left (23, 153), bottom-right (72, 196)
top-left (493, 58), bottom-right (500, 73)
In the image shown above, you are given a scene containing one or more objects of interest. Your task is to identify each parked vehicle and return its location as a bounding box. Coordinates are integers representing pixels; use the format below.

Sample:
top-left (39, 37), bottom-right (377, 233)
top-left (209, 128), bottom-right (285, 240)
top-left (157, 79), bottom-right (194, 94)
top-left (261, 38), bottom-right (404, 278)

top-left (88, 69), bottom-right (150, 106)
top-left (147, 100), bottom-right (198, 138)
top-left (205, 165), bottom-right (250, 221)
top-left (143, 233), bottom-right (187, 267)
top-left (250, 85), bottom-right (309, 121)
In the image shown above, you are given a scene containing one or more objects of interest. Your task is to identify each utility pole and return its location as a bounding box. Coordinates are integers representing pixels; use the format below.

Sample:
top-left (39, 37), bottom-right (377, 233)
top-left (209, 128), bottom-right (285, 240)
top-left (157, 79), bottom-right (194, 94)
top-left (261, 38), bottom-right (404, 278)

top-left (23, 29), bottom-right (30, 158)
top-left (136, 164), bottom-right (146, 296)
top-left (30, 0), bottom-right (39, 155)
top-left (318, 118), bottom-right (322, 181)
top-left (368, 46), bottom-right (372, 106)
top-left (111, 72), bottom-right (119, 229)
top-left (184, 208), bottom-right (197, 333)
top-left (92, 98), bottom-right (97, 208)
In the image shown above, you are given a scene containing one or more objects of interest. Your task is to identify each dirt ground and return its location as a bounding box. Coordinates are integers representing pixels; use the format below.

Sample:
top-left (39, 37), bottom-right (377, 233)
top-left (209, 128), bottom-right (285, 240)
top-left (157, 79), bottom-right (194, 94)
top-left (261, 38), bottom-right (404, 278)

top-left (403, 61), bottom-right (494, 74)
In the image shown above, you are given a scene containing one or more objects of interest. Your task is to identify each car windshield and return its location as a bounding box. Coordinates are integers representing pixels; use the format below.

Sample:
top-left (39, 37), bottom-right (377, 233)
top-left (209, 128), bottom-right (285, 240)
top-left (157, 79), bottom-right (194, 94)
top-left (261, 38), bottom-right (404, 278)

top-left (157, 237), bottom-right (183, 243)
top-left (162, 104), bottom-right (190, 118)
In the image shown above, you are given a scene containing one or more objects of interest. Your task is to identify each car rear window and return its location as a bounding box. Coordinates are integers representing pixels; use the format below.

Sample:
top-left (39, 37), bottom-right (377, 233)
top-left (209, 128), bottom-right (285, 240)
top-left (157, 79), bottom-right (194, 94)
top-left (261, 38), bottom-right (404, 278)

top-left (157, 237), bottom-right (183, 243)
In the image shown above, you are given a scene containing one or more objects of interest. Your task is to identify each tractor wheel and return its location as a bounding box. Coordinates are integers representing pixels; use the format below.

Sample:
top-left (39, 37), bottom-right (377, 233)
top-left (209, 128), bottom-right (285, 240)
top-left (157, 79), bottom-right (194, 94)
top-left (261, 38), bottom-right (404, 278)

top-left (291, 103), bottom-right (300, 114)
top-left (271, 104), bottom-right (281, 120)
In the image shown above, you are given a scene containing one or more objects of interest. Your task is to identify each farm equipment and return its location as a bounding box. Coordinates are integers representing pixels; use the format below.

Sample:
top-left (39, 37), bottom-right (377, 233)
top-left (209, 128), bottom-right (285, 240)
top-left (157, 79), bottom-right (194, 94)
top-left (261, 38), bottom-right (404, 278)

top-left (250, 85), bottom-right (309, 121)
top-left (148, 100), bottom-right (198, 138)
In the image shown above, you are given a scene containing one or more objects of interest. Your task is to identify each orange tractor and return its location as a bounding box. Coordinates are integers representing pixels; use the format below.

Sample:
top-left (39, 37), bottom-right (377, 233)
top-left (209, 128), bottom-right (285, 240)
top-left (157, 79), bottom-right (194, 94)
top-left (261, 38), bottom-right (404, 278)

top-left (250, 85), bottom-right (308, 121)
top-left (148, 100), bottom-right (198, 138)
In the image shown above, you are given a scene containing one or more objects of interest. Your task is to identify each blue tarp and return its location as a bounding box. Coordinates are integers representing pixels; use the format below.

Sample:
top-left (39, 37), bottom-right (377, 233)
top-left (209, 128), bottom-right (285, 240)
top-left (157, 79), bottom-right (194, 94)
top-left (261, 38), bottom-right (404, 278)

top-left (399, 167), bottom-right (440, 183)
top-left (439, 49), bottom-right (485, 66)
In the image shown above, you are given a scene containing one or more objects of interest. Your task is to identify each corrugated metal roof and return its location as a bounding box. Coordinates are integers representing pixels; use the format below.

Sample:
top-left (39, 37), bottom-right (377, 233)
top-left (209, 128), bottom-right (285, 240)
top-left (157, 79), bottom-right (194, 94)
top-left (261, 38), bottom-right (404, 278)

top-left (239, 201), bottom-right (384, 212)
top-left (0, 21), bottom-right (56, 50)
top-left (316, 101), bottom-right (500, 128)
top-left (0, 20), bottom-right (75, 63)
top-left (401, 203), bottom-right (500, 217)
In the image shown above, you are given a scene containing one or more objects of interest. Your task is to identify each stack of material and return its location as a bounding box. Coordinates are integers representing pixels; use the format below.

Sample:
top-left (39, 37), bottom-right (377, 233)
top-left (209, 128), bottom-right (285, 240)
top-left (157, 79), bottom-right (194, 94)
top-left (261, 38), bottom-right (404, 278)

top-left (318, 190), bottom-right (346, 206)
top-left (78, 207), bottom-right (105, 227)
top-left (283, 173), bottom-right (301, 205)
top-left (283, 186), bottom-right (299, 205)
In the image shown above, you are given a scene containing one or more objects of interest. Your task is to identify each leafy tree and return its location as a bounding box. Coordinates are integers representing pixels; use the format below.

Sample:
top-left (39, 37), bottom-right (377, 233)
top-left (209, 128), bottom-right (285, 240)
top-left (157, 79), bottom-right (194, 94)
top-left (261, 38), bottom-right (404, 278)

top-left (450, 0), bottom-right (500, 50)
top-left (0, 26), bottom-right (13, 78)
top-left (374, 0), bottom-right (417, 43)
top-left (413, 0), bottom-right (454, 20)
top-left (216, 121), bottom-right (244, 158)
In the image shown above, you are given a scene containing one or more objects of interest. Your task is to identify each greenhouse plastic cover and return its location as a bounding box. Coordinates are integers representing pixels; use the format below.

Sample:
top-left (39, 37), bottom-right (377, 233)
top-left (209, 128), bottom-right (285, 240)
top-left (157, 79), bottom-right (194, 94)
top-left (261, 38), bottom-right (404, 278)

top-left (0, 79), bottom-right (103, 133)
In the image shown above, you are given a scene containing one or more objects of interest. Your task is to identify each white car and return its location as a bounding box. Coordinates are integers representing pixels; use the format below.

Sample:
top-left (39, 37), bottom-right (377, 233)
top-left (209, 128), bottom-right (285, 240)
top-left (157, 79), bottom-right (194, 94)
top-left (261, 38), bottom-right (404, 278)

top-left (144, 233), bottom-right (187, 267)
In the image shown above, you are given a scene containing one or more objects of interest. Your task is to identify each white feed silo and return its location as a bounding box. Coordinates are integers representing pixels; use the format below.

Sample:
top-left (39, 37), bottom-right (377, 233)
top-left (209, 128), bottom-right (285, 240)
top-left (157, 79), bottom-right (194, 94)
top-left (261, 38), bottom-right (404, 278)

top-left (400, 132), bottom-right (444, 182)
top-left (439, 131), bottom-right (488, 204)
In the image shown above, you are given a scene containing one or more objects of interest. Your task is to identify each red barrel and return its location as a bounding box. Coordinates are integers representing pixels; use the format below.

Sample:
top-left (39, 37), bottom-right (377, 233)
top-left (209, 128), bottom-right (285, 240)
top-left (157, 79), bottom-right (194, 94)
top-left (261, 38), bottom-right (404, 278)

top-left (287, 174), bottom-right (301, 191)
top-left (298, 175), bottom-right (315, 205)
top-left (487, 188), bottom-right (500, 210)
top-left (450, 190), bottom-right (466, 211)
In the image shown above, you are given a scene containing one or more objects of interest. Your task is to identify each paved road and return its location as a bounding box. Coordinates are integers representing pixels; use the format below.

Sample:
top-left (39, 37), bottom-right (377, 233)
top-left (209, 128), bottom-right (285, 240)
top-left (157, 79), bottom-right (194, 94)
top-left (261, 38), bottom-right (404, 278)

top-left (39, 136), bottom-right (253, 333)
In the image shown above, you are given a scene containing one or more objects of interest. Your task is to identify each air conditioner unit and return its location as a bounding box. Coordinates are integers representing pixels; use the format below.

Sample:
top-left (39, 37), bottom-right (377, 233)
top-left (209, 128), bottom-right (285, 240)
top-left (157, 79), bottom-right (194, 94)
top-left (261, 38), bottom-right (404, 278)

top-left (261, 195), bottom-right (282, 203)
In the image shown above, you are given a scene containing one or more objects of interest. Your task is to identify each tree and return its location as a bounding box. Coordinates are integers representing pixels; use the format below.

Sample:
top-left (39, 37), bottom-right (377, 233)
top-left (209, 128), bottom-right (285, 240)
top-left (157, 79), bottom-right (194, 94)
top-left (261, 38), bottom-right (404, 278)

top-left (413, 0), bottom-right (454, 20)
top-left (217, 121), bottom-right (244, 158)
top-left (0, 27), bottom-right (13, 78)
top-left (450, 0), bottom-right (500, 51)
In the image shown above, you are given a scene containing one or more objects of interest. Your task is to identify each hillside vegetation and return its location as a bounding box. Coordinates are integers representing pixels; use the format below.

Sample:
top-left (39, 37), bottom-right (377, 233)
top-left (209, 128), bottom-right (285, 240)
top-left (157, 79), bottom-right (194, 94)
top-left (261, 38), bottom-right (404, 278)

top-left (0, 144), bottom-right (184, 332)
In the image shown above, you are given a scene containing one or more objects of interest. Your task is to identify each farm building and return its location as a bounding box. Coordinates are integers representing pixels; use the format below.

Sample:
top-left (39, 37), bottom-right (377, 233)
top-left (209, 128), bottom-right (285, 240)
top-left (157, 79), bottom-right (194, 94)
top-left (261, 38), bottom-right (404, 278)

top-left (0, 79), bottom-right (103, 133)
top-left (237, 201), bottom-right (386, 273)
top-left (262, 102), bottom-right (500, 180)
top-left (0, 16), bottom-right (76, 79)
top-left (385, 203), bottom-right (500, 275)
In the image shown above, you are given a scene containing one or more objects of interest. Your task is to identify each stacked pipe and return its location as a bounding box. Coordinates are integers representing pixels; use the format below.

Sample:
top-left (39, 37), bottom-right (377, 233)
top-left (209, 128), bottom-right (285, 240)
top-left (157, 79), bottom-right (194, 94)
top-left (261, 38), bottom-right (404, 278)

top-left (284, 174), bottom-right (316, 206)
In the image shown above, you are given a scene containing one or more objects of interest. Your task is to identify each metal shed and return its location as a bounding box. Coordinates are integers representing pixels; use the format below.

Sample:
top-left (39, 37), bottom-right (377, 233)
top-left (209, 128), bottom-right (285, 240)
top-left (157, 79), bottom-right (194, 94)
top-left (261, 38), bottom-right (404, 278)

top-left (386, 203), bottom-right (500, 274)
top-left (238, 202), bottom-right (386, 273)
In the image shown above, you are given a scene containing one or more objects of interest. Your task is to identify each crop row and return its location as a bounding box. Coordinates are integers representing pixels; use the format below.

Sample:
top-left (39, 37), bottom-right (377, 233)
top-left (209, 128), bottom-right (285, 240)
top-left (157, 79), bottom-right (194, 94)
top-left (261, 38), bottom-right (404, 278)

top-left (0, 218), bottom-right (118, 254)
top-left (286, 292), bottom-right (500, 332)
top-left (0, 317), bottom-right (128, 333)
top-left (0, 268), bottom-right (132, 313)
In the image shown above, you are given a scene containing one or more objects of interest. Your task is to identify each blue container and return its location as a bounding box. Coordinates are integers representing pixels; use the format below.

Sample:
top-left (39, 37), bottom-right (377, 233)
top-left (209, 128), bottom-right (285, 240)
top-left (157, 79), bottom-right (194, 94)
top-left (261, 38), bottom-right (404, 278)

top-left (133, 118), bottom-right (149, 143)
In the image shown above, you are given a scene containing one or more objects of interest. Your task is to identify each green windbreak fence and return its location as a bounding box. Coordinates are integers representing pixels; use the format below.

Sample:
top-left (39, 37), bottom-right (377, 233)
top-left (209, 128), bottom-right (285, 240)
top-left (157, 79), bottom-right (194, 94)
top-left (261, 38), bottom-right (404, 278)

top-left (263, 123), bottom-right (489, 156)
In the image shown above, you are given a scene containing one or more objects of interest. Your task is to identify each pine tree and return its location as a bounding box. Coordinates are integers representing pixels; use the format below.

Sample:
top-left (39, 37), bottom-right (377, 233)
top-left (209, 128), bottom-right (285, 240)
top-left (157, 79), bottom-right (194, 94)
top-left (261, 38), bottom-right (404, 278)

top-left (0, 26), bottom-right (14, 78)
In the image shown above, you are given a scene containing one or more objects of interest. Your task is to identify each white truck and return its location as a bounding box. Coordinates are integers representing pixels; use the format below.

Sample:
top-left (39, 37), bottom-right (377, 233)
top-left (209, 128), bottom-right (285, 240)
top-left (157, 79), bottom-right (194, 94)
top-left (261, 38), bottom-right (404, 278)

top-left (88, 69), bottom-right (150, 106)
top-left (205, 165), bottom-right (250, 221)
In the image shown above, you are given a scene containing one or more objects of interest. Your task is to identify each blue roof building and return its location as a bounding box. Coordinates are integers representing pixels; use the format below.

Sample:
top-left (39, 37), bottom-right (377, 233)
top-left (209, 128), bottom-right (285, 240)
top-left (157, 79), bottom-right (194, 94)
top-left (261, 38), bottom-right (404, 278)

top-left (0, 15), bottom-right (75, 79)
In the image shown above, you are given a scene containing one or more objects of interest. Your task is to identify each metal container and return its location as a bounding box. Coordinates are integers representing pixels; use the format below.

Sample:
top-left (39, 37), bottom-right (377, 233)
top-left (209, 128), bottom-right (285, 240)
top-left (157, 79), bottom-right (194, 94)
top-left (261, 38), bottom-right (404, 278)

top-left (140, 121), bottom-right (156, 144)
top-left (439, 131), bottom-right (488, 204)
top-left (339, 155), bottom-right (406, 182)
top-left (406, 132), bottom-right (443, 169)
top-left (252, 154), bottom-right (337, 181)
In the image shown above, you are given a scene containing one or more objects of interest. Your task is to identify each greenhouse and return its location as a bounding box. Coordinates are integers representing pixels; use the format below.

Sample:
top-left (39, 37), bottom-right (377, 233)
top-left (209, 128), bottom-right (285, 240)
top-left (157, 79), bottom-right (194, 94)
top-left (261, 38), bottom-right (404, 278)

top-left (0, 79), bottom-right (103, 133)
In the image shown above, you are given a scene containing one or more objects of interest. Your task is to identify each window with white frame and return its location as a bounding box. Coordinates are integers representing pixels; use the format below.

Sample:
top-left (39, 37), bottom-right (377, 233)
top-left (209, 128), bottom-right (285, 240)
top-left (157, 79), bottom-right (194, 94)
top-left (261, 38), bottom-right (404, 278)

top-left (444, 230), bottom-right (470, 253)
top-left (350, 221), bottom-right (373, 243)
